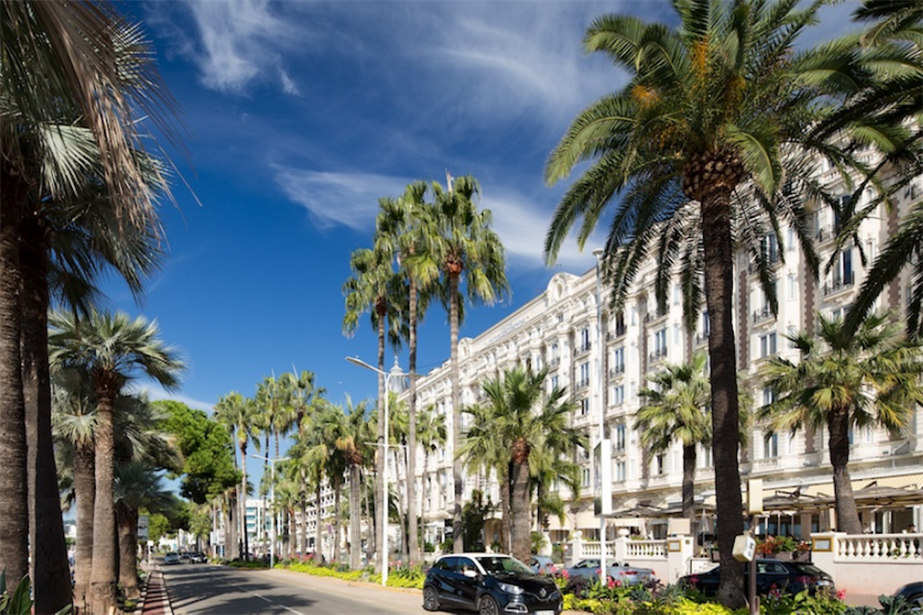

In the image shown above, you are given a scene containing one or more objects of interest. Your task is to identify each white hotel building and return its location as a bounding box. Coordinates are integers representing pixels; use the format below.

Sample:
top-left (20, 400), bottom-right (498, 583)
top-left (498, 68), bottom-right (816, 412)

top-left (408, 169), bottom-right (923, 549)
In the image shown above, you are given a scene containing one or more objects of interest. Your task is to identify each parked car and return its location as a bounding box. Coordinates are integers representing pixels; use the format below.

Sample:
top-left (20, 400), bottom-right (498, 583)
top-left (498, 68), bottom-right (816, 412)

top-left (679, 559), bottom-right (834, 596)
top-left (190, 552), bottom-right (207, 564)
top-left (528, 555), bottom-right (556, 575)
top-left (893, 581), bottom-right (923, 612)
top-left (163, 552), bottom-right (180, 565)
top-left (423, 553), bottom-right (563, 615)
top-left (564, 558), bottom-right (656, 587)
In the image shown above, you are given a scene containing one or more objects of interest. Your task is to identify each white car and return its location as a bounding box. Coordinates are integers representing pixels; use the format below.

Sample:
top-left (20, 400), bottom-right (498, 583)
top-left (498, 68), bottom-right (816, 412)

top-left (163, 552), bottom-right (180, 565)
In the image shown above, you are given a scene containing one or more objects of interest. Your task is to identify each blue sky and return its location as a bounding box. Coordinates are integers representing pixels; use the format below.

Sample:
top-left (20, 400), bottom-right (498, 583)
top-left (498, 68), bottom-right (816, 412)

top-left (103, 1), bottom-right (857, 487)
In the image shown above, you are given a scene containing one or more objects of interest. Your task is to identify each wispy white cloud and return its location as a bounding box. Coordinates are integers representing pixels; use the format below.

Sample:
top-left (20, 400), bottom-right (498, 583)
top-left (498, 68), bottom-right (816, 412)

top-left (178, 0), bottom-right (304, 94)
top-left (273, 167), bottom-right (409, 231)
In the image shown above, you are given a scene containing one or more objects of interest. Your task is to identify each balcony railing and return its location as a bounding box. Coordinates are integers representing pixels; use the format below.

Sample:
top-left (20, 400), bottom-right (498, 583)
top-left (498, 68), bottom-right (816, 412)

top-left (608, 364), bottom-right (626, 379)
top-left (752, 306), bottom-right (775, 324)
top-left (575, 342), bottom-right (592, 356)
top-left (648, 347), bottom-right (668, 363)
top-left (607, 325), bottom-right (627, 341)
top-left (816, 225), bottom-right (836, 243)
top-left (644, 311), bottom-right (668, 324)
top-left (823, 272), bottom-right (855, 297)
top-left (695, 333), bottom-right (709, 346)
top-left (575, 379), bottom-right (590, 392)
top-left (549, 357), bottom-right (560, 368)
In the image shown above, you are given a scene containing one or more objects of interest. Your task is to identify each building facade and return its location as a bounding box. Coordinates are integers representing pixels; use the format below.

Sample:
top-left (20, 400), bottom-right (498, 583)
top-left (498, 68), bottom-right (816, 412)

top-left (406, 169), bottom-right (923, 548)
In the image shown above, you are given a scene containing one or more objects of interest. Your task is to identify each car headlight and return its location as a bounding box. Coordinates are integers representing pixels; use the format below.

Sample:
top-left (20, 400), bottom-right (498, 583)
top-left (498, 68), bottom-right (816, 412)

top-left (497, 582), bottom-right (524, 595)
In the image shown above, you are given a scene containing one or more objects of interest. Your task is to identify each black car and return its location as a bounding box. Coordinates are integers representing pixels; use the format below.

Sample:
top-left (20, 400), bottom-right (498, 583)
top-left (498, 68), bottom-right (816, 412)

top-left (679, 559), bottom-right (834, 596)
top-left (423, 553), bottom-right (563, 615)
top-left (893, 581), bottom-right (923, 612)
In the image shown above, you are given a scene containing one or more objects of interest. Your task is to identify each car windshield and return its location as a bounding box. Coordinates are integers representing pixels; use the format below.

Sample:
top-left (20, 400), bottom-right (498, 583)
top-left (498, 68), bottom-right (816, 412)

top-left (789, 562), bottom-right (825, 576)
top-left (475, 555), bottom-right (534, 576)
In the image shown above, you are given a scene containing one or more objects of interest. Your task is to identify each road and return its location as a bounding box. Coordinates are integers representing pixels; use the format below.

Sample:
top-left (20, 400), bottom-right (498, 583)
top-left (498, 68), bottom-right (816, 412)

top-left (162, 563), bottom-right (434, 615)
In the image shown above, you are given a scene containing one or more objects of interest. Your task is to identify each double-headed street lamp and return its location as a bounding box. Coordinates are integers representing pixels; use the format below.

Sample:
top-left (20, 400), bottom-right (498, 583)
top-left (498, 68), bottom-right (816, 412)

top-left (346, 356), bottom-right (408, 587)
top-left (250, 454), bottom-right (288, 569)
top-left (594, 248), bottom-right (612, 583)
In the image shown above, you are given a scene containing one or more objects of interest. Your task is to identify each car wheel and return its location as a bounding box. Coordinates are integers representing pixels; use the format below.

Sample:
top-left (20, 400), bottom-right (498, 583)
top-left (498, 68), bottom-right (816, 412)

top-left (478, 595), bottom-right (500, 615)
top-left (422, 587), bottom-right (441, 611)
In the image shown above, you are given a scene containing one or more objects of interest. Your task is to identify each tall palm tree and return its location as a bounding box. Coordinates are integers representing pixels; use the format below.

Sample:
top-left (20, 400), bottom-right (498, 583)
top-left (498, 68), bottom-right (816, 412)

top-left (431, 174), bottom-right (509, 552)
top-left (48, 309), bottom-right (183, 614)
top-left (460, 367), bottom-right (584, 562)
top-left (333, 396), bottom-right (373, 570)
top-left (343, 243), bottom-right (405, 567)
top-left (1, 3), bottom-right (182, 606)
top-left (378, 181), bottom-right (440, 565)
top-left (543, 0), bottom-right (879, 604)
top-left (635, 352), bottom-right (712, 523)
top-left (214, 392), bottom-right (260, 562)
top-left (759, 312), bottom-right (923, 535)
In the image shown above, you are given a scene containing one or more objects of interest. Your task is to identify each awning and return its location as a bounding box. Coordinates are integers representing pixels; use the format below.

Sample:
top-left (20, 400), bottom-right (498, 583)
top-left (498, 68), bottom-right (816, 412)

top-left (762, 473), bottom-right (923, 512)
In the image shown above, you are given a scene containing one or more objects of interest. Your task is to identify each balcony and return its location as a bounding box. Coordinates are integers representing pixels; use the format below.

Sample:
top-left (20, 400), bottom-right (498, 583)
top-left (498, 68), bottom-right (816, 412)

top-left (752, 306), bottom-right (776, 325)
top-left (575, 379), bottom-right (590, 392)
top-left (549, 357), bottom-right (560, 368)
top-left (644, 311), bottom-right (668, 325)
top-left (815, 225), bottom-right (836, 244)
top-left (608, 364), bottom-right (626, 379)
top-left (575, 341), bottom-right (592, 357)
top-left (695, 332), bottom-right (709, 347)
top-left (607, 325), bottom-right (627, 341)
top-left (747, 252), bottom-right (781, 274)
top-left (823, 272), bottom-right (855, 297)
top-left (648, 347), bottom-right (668, 364)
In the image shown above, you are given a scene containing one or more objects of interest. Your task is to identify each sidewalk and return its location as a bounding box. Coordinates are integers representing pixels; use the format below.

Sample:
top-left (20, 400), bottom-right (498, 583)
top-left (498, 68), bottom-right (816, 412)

top-left (139, 567), bottom-right (172, 615)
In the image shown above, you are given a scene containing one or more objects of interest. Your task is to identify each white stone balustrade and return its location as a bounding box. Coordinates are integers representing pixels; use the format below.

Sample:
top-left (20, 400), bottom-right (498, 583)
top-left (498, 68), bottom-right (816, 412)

top-left (811, 532), bottom-right (923, 598)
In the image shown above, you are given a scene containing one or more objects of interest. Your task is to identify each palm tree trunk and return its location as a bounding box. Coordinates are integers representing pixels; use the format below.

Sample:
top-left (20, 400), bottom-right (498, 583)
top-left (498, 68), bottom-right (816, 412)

top-left (74, 443), bottom-right (96, 611)
top-left (510, 458), bottom-right (531, 562)
top-left (450, 273), bottom-right (464, 553)
top-left (0, 181), bottom-right (29, 588)
top-left (828, 410), bottom-right (862, 534)
top-left (700, 189), bottom-right (745, 608)
top-left (300, 469), bottom-right (309, 557)
top-left (349, 463), bottom-right (362, 570)
top-left (408, 281), bottom-right (419, 565)
top-left (227, 492), bottom-right (238, 559)
top-left (19, 216), bottom-right (72, 613)
top-left (334, 478), bottom-right (342, 562)
top-left (116, 503), bottom-right (142, 599)
top-left (88, 385), bottom-right (120, 615)
top-left (682, 444), bottom-right (697, 523)
top-left (374, 303), bottom-right (386, 569)
top-left (499, 469), bottom-right (512, 553)
top-left (241, 442), bottom-right (250, 560)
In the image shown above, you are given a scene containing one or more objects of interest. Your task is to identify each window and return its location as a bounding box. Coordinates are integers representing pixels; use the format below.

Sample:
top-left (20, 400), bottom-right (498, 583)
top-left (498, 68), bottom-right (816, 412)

top-left (578, 362), bottom-right (590, 389)
top-left (761, 387), bottom-right (775, 407)
top-left (761, 233), bottom-right (780, 264)
top-left (615, 461), bottom-right (626, 482)
top-left (582, 468), bottom-right (590, 487)
top-left (652, 328), bottom-right (668, 361)
top-left (579, 397), bottom-right (590, 416)
top-left (615, 424), bottom-right (626, 452)
top-left (551, 375), bottom-right (559, 390)
top-left (611, 347), bottom-right (625, 375)
top-left (764, 433), bottom-right (779, 458)
top-left (612, 385), bottom-right (625, 406)
top-left (579, 327), bottom-right (591, 353)
top-left (701, 311), bottom-right (710, 336)
top-left (613, 311), bottom-right (626, 337)
top-left (655, 454), bottom-right (666, 476)
top-left (759, 332), bottom-right (777, 358)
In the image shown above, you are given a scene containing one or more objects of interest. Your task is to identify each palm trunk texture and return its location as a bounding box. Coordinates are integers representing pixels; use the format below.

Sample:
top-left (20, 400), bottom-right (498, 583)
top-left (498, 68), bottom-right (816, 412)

top-left (829, 410), bottom-right (862, 534)
top-left (20, 215), bottom-right (73, 614)
top-left (0, 178), bottom-right (30, 588)
top-left (74, 444), bottom-right (96, 611)
top-left (682, 444), bottom-right (697, 523)
top-left (450, 274), bottom-right (464, 553)
top-left (88, 386), bottom-right (120, 615)
top-left (117, 503), bottom-right (142, 600)
top-left (510, 459), bottom-right (530, 562)
top-left (407, 281), bottom-right (419, 565)
top-left (701, 189), bottom-right (746, 609)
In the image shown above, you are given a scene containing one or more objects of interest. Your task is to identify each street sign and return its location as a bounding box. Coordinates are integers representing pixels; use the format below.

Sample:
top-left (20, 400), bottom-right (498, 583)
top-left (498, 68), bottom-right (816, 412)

top-left (138, 515), bottom-right (150, 541)
top-left (732, 534), bottom-right (756, 562)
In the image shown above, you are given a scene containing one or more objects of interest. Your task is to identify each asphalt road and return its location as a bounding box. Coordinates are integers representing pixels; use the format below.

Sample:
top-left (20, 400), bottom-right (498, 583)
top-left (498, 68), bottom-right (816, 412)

top-left (162, 563), bottom-right (435, 615)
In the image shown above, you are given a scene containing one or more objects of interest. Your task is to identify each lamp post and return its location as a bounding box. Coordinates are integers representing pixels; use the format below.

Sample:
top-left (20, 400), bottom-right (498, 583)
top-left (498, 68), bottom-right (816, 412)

top-left (347, 356), bottom-right (408, 586)
top-left (593, 248), bottom-right (612, 583)
top-left (250, 454), bottom-right (288, 569)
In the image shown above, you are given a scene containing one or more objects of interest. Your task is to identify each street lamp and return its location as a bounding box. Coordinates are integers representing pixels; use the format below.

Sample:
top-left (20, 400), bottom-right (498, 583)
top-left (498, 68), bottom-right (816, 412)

top-left (346, 356), bottom-right (407, 587)
top-left (594, 248), bottom-right (612, 583)
top-left (250, 454), bottom-right (288, 569)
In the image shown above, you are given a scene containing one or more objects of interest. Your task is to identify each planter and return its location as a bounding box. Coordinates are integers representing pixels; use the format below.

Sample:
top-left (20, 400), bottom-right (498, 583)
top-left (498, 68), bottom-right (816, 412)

top-left (774, 552), bottom-right (793, 561)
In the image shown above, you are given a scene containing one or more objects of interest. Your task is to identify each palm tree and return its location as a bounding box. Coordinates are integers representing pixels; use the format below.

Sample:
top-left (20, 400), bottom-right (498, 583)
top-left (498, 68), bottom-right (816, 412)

top-left (542, 1), bottom-right (880, 604)
top-left (114, 461), bottom-right (173, 600)
top-left (48, 309), bottom-right (182, 614)
top-left (635, 353), bottom-right (712, 523)
top-left (431, 174), bottom-right (509, 552)
top-left (214, 392), bottom-right (260, 562)
top-left (333, 396), bottom-right (373, 570)
top-left (759, 312), bottom-right (923, 535)
top-left (378, 181), bottom-right (440, 565)
top-left (343, 243), bottom-right (405, 566)
top-left (2, 4), bottom-right (181, 606)
top-left (50, 367), bottom-right (97, 611)
top-left (460, 367), bottom-right (584, 562)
